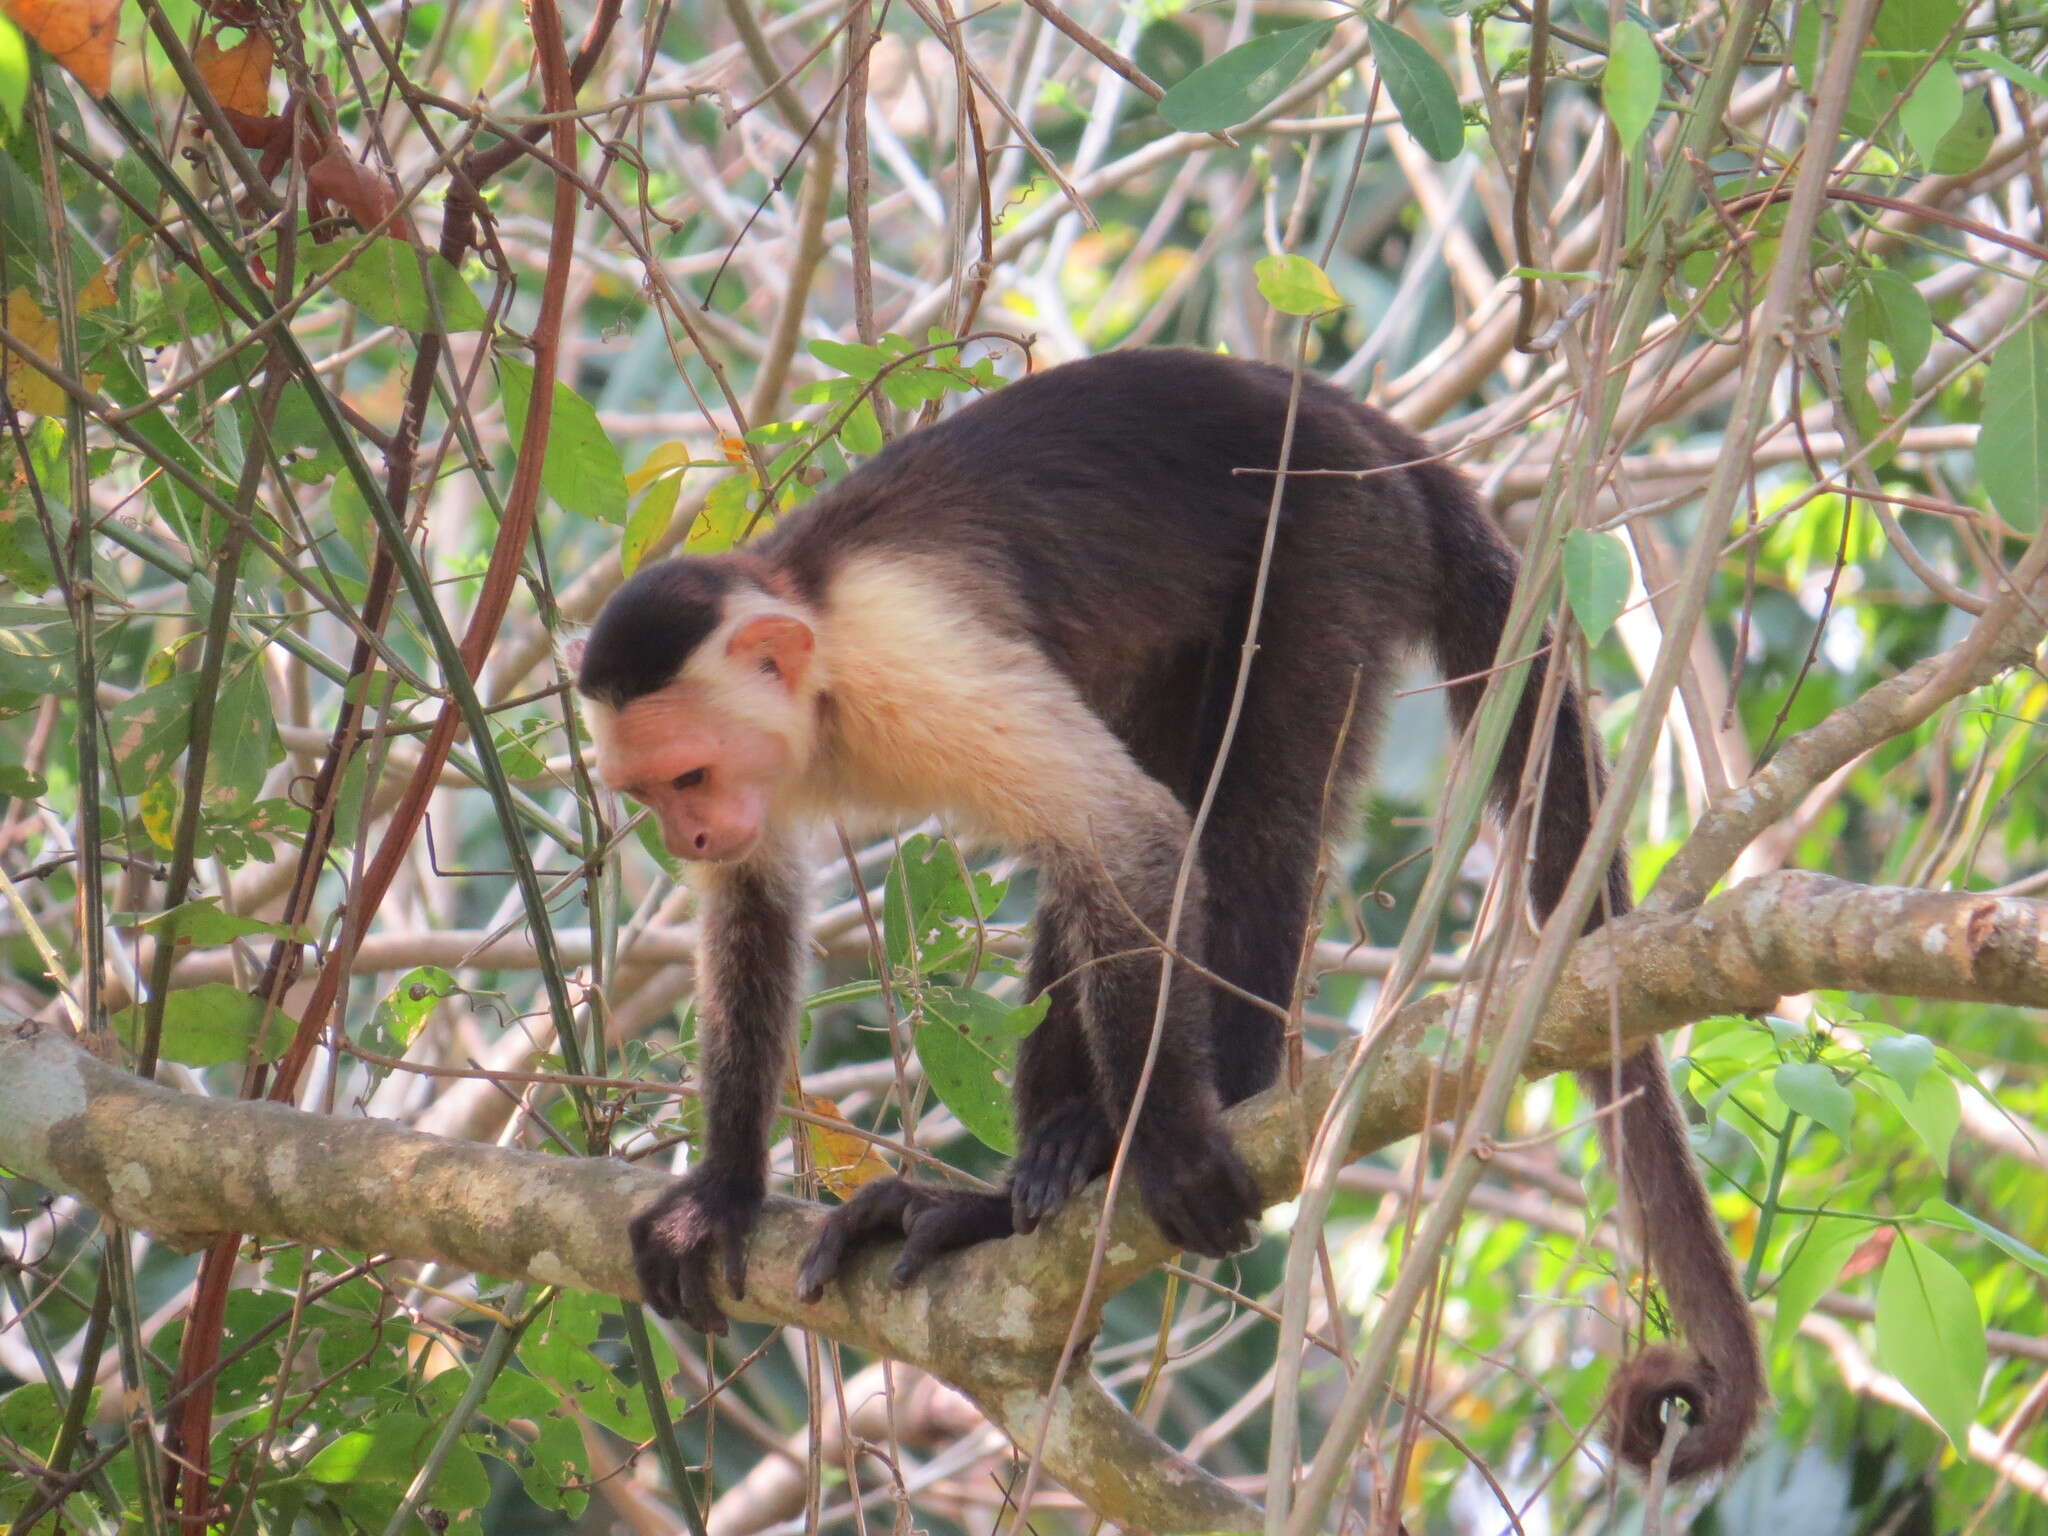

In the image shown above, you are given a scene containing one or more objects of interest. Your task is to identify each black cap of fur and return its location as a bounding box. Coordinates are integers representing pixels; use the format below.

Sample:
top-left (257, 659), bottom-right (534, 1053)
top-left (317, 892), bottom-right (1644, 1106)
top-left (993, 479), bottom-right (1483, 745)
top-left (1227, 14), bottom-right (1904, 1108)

top-left (577, 557), bottom-right (760, 708)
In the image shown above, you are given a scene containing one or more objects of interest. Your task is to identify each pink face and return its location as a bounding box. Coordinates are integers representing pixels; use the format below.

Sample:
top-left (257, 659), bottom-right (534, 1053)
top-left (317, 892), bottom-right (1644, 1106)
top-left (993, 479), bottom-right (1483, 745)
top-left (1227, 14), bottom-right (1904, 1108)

top-left (593, 685), bottom-right (795, 862)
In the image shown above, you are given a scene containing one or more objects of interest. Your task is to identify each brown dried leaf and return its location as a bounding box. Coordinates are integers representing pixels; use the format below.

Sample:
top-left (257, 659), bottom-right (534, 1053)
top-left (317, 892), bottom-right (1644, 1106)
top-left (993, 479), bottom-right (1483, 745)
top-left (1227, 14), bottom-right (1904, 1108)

top-left (194, 29), bottom-right (272, 117)
top-left (1, 0), bottom-right (123, 96)
top-left (307, 138), bottom-right (409, 238)
top-left (799, 1092), bottom-right (893, 1199)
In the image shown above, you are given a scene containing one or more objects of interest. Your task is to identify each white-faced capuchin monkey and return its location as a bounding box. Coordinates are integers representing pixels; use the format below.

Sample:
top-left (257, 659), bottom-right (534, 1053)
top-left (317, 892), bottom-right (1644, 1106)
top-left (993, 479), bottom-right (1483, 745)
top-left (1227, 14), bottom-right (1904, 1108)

top-left (580, 348), bottom-right (1764, 1482)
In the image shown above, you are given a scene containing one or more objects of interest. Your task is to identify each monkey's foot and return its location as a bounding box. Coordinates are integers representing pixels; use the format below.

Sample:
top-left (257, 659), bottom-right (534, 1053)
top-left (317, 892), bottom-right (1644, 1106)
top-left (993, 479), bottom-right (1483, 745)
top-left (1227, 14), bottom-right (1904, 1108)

top-left (1011, 1102), bottom-right (1117, 1232)
top-left (1132, 1131), bottom-right (1263, 1259)
top-left (796, 1180), bottom-right (1015, 1302)
top-left (628, 1169), bottom-right (763, 1334)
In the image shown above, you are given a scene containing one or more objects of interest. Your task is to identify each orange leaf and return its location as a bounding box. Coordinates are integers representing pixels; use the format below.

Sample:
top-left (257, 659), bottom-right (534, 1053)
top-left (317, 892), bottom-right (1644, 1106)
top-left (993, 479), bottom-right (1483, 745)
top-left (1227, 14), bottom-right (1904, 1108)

top-left (2, 0), bottom-right (124, 96)
top-left (194, 29), bottom-right (272, 117)
top-left (1, 286), bottom-right (63, 417)
top-left (720, 435), bottom-right (749, 464)
top-left (799, 1092), bottom-right (893, 1199)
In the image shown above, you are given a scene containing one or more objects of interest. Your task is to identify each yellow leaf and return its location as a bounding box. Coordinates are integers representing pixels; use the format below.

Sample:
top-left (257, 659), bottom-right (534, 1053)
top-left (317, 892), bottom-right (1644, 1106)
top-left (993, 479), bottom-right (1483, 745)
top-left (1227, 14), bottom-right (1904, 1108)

top-left (624, 440), bottom-right (694, 494)
top-left (139, 777), bottom-right (178, 852)
top-left (193, 28), bottom-right (271, 117)
top-left (1, 0), bottom-right (123, 96)
top-left (1, 287), bottom-right (63, 417)
top-left (799, 1092), bottom-right (892, 1198)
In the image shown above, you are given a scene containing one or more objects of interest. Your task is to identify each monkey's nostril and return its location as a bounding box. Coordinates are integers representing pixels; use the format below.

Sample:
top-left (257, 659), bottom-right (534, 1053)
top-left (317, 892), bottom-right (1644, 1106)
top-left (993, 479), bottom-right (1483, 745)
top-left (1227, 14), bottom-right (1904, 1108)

top-left (694, 832), bottom-right (709, 851)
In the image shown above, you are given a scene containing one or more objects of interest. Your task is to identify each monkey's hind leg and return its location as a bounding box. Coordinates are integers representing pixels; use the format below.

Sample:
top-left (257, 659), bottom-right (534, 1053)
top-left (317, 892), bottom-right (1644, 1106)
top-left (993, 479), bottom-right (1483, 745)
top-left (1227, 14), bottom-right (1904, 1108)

top-left (795, 1179), bottom-right (1015, 1301)
top-left (1009, 893), bottom-right (1117, 1232)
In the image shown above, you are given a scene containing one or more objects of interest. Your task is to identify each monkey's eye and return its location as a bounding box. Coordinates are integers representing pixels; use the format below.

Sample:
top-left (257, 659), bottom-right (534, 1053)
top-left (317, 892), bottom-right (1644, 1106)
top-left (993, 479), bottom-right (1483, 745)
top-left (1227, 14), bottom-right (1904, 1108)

top-left (671, 769), bottom-right (707, 791)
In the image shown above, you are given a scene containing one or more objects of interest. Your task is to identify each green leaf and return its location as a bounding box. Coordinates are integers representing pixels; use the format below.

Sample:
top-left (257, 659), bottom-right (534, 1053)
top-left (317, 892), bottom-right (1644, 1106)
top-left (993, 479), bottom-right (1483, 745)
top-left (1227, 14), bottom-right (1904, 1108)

top-left (303, 1411), bottom-right (489, 1510)
top-left (116, 898), bottom-right (305, 947)
top-left (205, 654), bottom-right (280, 815)
top-left (916, 987), bottom-right (1043, 1153)
top-left (883, 834), bottom-right (1004, 973)
top-left (498, 354), bottom-right (630, 526)
top-left (0, 763), bottom-right (45, 798)
top-left (108, 674), bottom-right (200, 784)
top-left (1929, 92), bottom-right (1994, 175)
top-left (1875, 1068), bottom-right (1960, 1168)
top-left (373, 966), bottom-right (460, 1048)
top-left (1864, 268), bottom-right (1931, 397)
top-left (807, 339), bottom-right (890, 379)
top-left (1770, 1214), bottom-right (1867, 1353)
top-left (0, 16), bottom-right (26, 131)
top-left (1774, 1061), bottom-right (1854, 1141)
top-left (1875, 1233), bottom-right (1984, 1453)
top-left (301, 238), bottom-right (488, 334)
top-left (1561, 529), bottom-right (1630, 643)
top-left (1959, 48), bottom-right (2048, 100)
top-left (840, 397), bottom-right (884, 456)
top-left (1158, 20), bottom-right (1337, 132)
top-left (110, 983), bottom-right (298, 1067)
top-left (691, 471), bottom-right (756, 553)
top-left (1867, 1032), bottom-right (1935, 1097)
top-left (1601, 20), bottom-right (1660, 152)
top-left (1981, 320), bottom-right (2048, 533)
top-left (621, 473), bottom-right (681, 578)
top-left (1365, 17), bottom-right (1465, 162)
top-left (0, 612), bottom-right (74, 693)
top-left (1254, 254), bottom-right (1343, 316)
top-left (1899, 60), bottom-right (1963, 167)
top-left (1915, 1197), bottom-right (2048, 1279)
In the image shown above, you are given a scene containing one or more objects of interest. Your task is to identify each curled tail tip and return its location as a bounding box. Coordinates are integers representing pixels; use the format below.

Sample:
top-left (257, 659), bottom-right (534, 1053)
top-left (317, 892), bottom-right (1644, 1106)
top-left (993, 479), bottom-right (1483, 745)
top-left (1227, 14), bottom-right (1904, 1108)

top-left (1605, 1343), bottom-right (1767, 1483)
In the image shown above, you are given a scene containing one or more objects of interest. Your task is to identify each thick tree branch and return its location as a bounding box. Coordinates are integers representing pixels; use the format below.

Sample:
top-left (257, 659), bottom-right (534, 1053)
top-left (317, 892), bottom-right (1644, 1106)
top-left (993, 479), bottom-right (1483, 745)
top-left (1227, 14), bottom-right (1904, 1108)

top-left (4, 873), bottom-right (2045, 1530)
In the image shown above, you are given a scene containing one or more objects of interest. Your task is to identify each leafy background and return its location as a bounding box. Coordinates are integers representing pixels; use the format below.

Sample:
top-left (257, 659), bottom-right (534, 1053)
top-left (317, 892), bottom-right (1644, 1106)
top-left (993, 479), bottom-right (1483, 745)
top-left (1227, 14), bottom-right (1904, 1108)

top-left (1, 0), bottom-right (2046, 1532)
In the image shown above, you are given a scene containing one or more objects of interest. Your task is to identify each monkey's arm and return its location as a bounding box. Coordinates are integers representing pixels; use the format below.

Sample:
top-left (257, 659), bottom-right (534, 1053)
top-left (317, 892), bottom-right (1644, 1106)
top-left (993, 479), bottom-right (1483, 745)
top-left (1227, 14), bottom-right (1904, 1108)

top-left (629, 838), bottom-right (807, 1333)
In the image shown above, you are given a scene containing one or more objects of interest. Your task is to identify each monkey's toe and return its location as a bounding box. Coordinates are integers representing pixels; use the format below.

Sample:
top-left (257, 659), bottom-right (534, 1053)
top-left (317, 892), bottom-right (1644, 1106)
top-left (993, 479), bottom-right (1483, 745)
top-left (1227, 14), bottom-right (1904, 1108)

top-left (798, 1178), bottom-right (919, 1301)
top-left (1011, 1104), bottom-right (1117, 1231)
top-left (1137, 1139), bottom-right (1263, 1258)
top-left (890, 1191), bottom-right (1016, 1286)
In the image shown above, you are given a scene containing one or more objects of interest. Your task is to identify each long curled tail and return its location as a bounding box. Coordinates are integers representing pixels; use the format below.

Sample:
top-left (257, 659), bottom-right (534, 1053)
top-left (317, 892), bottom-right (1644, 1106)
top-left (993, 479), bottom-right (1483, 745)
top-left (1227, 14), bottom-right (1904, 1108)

top-left (1414, 459), bottom-right (1765, 1481)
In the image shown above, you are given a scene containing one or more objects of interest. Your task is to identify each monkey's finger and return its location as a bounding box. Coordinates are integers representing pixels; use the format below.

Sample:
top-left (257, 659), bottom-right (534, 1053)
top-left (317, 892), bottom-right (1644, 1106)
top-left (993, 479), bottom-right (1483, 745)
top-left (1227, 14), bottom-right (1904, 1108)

top-left (632, 1245), bottom-right (682, 1321)
top-left (675, 1253), bottom-right (731, 1336)
top-left (722, 1227), bottom-right (749, 1303)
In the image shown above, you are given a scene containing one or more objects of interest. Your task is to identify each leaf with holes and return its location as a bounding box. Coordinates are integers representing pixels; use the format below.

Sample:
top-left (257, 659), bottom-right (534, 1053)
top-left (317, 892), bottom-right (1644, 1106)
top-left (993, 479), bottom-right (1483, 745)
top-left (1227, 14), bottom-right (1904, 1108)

top-left (916, 988), bottom-right (1026, 1153)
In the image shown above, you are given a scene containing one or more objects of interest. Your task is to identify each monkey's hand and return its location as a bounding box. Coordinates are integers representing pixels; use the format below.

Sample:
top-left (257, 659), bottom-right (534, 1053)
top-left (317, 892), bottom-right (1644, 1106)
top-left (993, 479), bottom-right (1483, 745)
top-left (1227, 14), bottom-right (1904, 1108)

top-left (628, 1169), bottom-right (762, 1333)
top-left (1132, 1127), bottom-right (1263, 1259)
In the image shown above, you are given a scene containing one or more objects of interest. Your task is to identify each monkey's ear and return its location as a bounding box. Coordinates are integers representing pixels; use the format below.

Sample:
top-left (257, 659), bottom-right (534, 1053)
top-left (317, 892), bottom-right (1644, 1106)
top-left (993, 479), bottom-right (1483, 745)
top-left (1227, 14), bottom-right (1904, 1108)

top-left (727, 613), bottom-right (815, 690)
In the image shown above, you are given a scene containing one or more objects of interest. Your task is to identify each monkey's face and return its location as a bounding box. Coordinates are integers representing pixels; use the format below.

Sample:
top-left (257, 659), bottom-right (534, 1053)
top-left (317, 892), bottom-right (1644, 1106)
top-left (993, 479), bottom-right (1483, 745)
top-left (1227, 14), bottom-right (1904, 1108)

top-left (588, 611), bottom-right (817, 863)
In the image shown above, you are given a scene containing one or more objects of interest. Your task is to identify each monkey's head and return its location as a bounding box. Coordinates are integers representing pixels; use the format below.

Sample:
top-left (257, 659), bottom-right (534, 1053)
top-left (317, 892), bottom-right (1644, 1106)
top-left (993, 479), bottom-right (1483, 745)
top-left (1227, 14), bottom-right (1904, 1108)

top-left (578, 557), bottom-right (819, 862)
